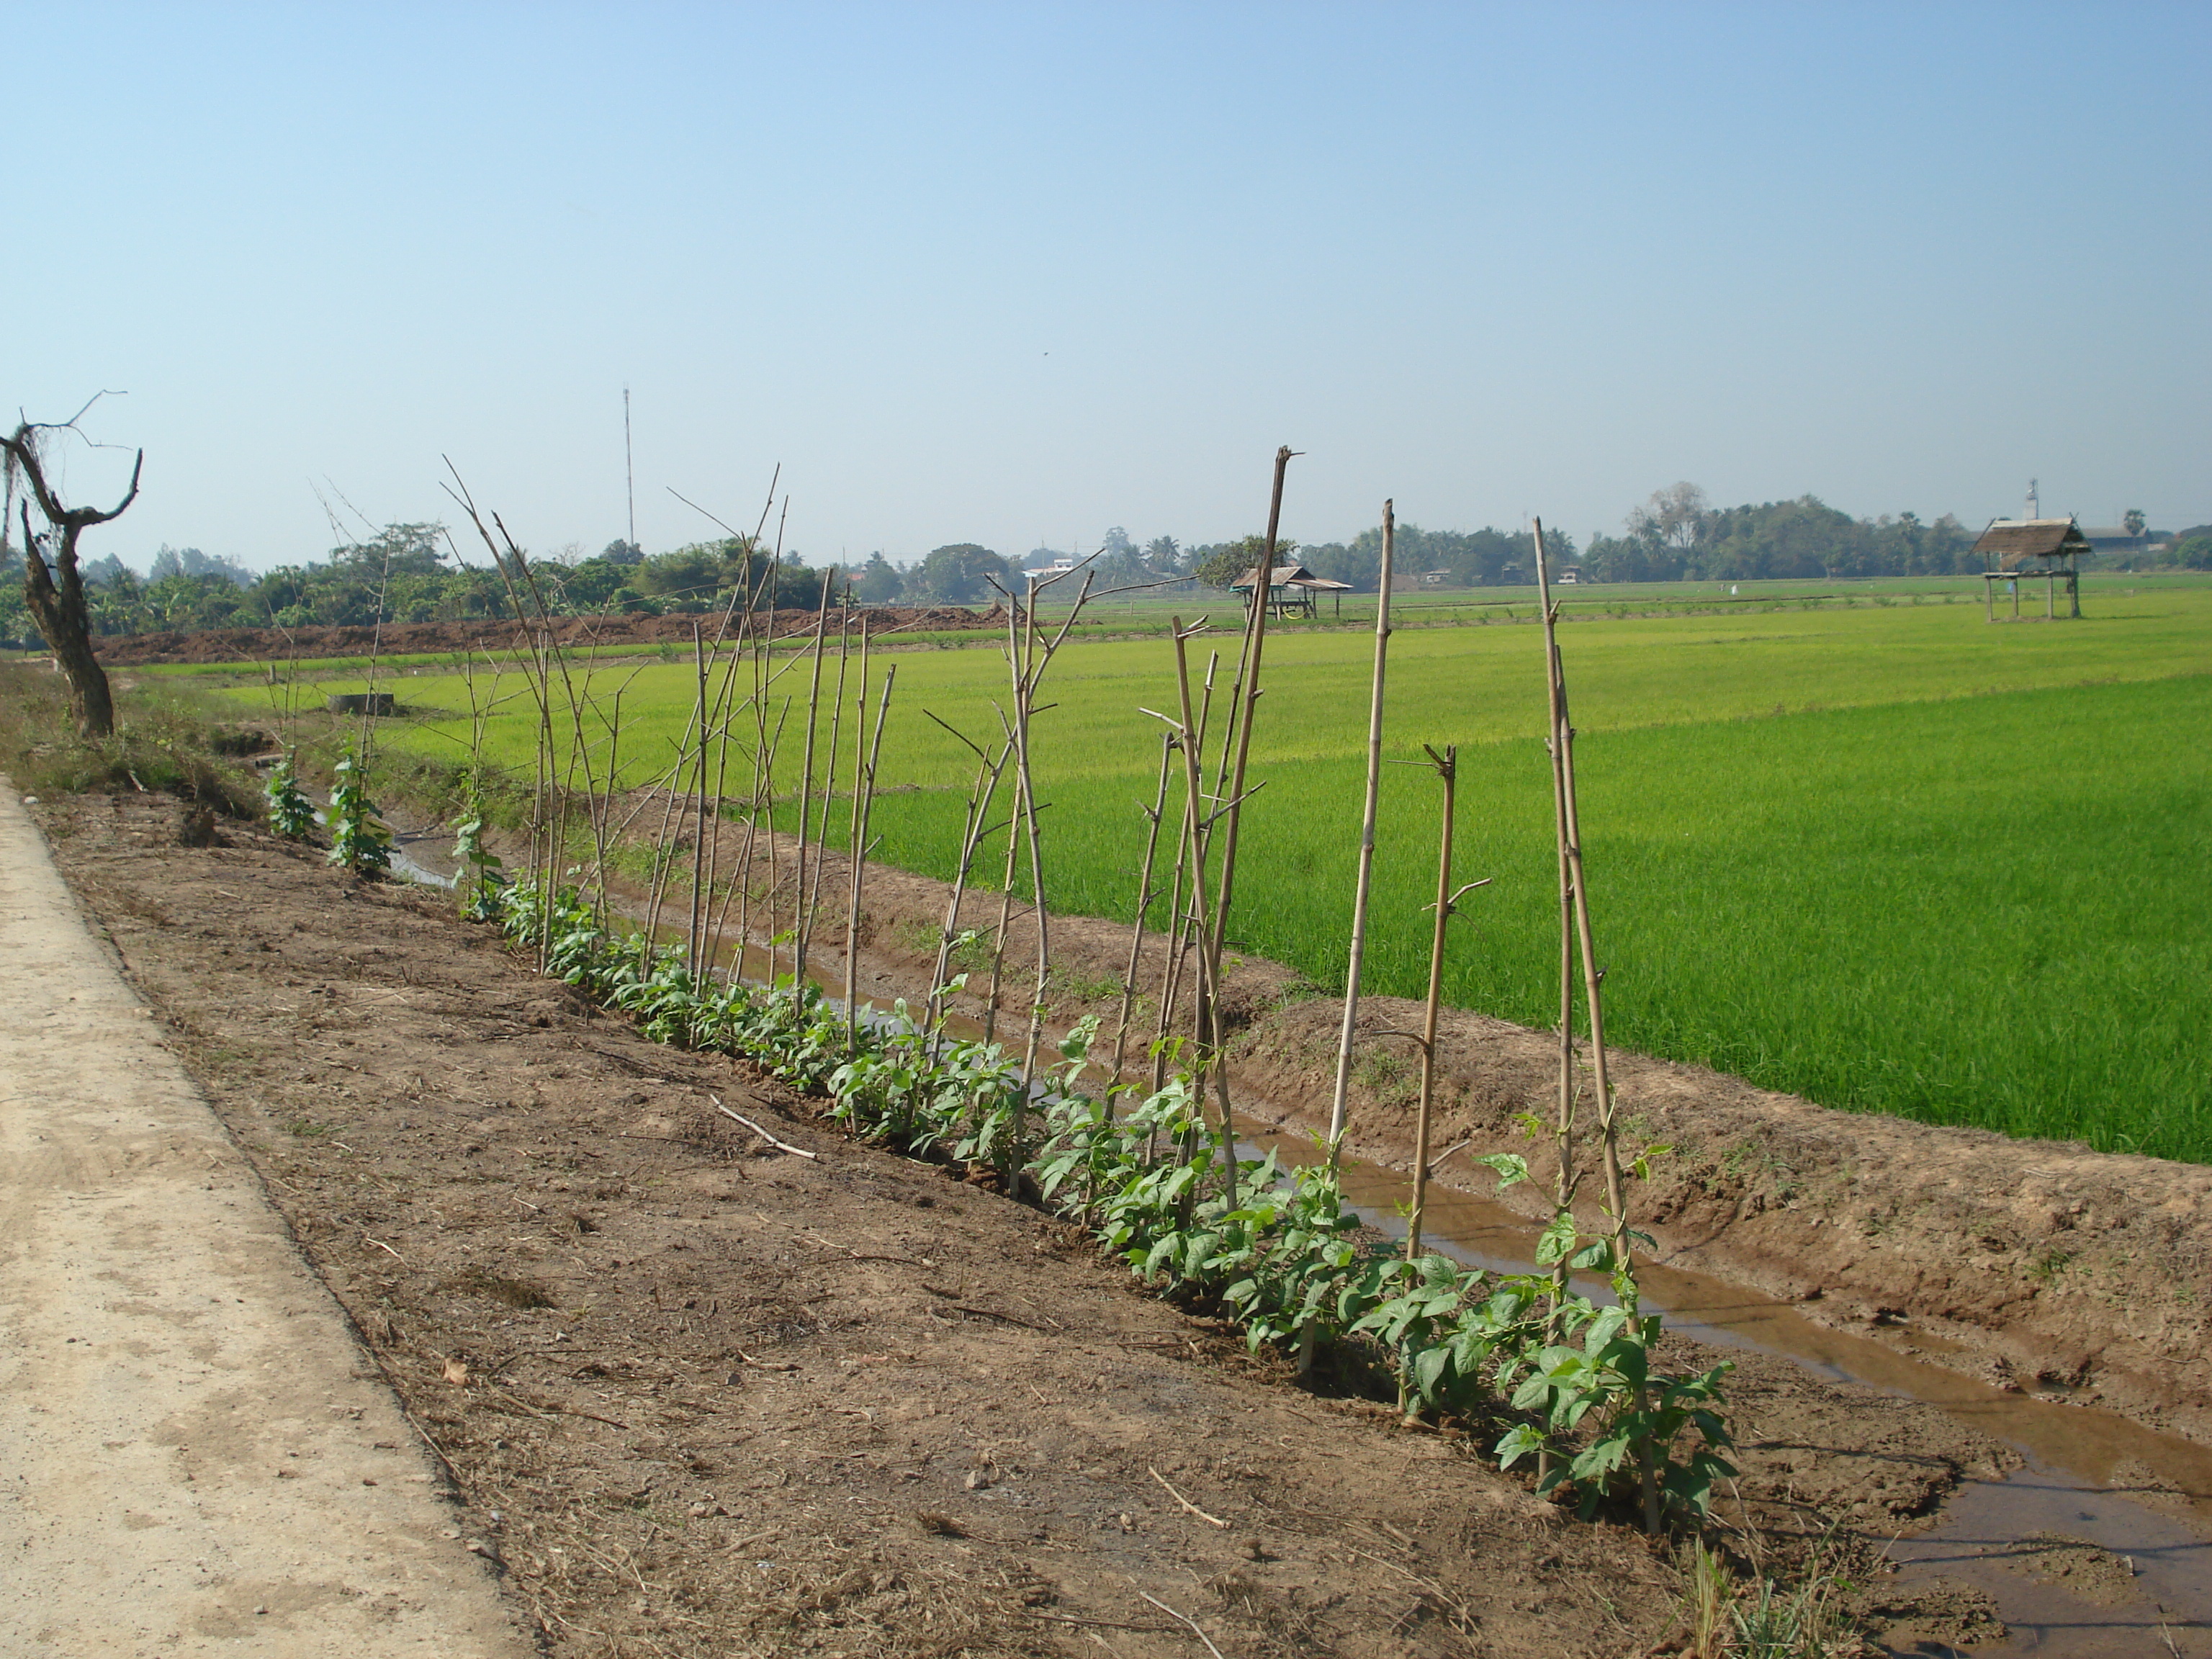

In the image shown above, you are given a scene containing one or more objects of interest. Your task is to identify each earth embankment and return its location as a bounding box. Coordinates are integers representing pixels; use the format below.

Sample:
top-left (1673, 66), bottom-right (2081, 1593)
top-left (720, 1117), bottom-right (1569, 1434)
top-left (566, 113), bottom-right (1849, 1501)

top-left (91, 603), bottom-right (1006, 666)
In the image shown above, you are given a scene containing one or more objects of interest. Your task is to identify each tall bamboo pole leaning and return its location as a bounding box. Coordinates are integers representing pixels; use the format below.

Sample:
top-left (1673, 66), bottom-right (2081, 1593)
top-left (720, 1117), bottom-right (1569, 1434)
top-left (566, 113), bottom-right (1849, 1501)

top-left (791, 565), bottom-right (837, 978)
top-left (1208, 444), bottom-right (1295, 963)
top-left (1403, 745), bottom-right (1488, 1259)
top-left (1327, 499), bottom-right (1395, 1159)
top-left (840, 631), bottom-right (873, 1038)
top-left (805, 592), bottom-right (855, 948)
top-left (920, 713), bottom-right (1013, 1043)
top-left (979, 581), bottom-right (1043, 1048)
top-left (686, 624), bottom-right (712, 976)
top-left (842, 662), bottom-right (896, 1053)
top-left (1011, 570), bottom-right (1096, 1088)
top-left (1538, 519), bottom-right (1583, 1364)
top-left (1148, 650), bottom-right (1217, 1093)
top-left (1109, 725), bottom-right (1177, 1086)
top-left (1534, 517), bottom-right (1657, 1534)
top-left (1162, 617), bottom-right (1237, 1208)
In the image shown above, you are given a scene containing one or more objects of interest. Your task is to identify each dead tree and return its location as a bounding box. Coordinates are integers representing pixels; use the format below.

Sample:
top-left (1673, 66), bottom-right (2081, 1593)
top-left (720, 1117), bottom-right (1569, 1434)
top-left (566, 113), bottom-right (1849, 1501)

top-left (1, 415), bottom-right (143, 737)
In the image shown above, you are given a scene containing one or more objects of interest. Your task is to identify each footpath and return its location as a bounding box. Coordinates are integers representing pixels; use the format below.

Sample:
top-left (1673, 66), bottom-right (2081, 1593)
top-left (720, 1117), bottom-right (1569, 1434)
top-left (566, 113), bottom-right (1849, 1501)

top-left (0, 783), bottom-right (531, 1658)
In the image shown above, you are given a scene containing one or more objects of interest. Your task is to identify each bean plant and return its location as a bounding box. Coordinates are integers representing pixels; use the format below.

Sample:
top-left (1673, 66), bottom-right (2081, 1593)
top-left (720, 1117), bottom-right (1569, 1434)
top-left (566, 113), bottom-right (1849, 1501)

top-left (487, 878), bottom-right (1735, 1525)
top-left (449, 778), bottom-right (508, 921)
top-left (263, 755), bottom-right (315, 841)
top-left (325, 744), bottom-right (392, 873)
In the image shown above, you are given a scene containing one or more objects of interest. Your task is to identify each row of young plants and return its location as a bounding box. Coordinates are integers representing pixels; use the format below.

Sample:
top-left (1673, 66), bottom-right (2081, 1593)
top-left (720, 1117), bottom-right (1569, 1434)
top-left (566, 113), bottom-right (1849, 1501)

top-left (493, 876), bottom-right (1735, 1524)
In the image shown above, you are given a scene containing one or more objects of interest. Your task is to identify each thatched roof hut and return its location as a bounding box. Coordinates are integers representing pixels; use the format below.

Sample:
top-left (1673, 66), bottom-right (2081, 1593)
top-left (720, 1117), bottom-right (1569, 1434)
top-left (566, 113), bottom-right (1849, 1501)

top-left (1972, 518), bottom-right (2087, 619)
top-left (1228, 560), bottom-right (1354, 618)
top-left (1971, 517), bottom-right (2092, 572)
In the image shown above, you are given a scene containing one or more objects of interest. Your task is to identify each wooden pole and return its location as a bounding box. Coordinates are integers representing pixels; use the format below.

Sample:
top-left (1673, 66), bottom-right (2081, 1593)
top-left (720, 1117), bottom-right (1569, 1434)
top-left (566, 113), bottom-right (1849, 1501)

top-left (1169, 619), bottom-right (1236, 1209)
top-left (1406, 745), bottom-right (1457, 1261)
top-left (1537, 520), bottom-right (1657, 1535)
top-left (840, 627), bottom-right (874, 1048)
top-left (687, 624), bottom-right (711, 976)
top-left (924, 723), bottom-right (1012, 1041)
top-left (805, 595), bottom-right (854, 956)
top-left (792, 567), bottom-right (836, 976)
top-left (1533, 521), bottom-right (1585, 1496)
top-left (1209, 445), bottom-right (1295, 961)
top-left (843, 663), bottom-right (895, 1053)
top-left (1150, 652), bottom-right (1216, 1094)
top-left (1110, 727), bottom-right (1177, 1086)
top-left (1012, 590), bottom-right (1053, 1089)
top-left (1328, 499), bottom-right (1395, 1158)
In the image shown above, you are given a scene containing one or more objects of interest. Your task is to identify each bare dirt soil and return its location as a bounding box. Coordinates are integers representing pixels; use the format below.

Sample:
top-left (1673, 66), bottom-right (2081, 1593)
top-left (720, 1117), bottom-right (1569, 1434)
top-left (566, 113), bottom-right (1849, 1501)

top-left (90, 606), bottom-right (1007, 667)
top-left (30, 791), bottom-right (2056, 1658)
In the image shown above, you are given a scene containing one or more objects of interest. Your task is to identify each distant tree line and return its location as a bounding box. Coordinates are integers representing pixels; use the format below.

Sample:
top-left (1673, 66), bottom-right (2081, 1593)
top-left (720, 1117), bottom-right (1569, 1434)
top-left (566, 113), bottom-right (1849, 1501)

top-left (6, 488), bottom-right (2202, 649)
top-left (0, 526), bottom-right (857, 647)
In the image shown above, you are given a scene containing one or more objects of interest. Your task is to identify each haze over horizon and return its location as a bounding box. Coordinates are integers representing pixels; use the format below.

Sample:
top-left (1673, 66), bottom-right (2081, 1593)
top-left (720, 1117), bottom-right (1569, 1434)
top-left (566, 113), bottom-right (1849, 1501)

top-left (11, 2), bottom-right (2207, 573)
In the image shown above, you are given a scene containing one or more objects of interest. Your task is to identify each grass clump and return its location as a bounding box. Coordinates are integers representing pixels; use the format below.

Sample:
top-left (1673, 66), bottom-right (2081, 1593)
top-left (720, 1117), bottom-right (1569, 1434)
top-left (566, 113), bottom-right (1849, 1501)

top-left (0, 663), bottom-right (266, 818)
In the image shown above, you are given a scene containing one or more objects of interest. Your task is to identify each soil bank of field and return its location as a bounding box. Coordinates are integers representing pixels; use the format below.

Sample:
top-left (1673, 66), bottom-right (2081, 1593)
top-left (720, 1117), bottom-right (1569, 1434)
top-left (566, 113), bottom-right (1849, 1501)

top-left (90, 605), bottom-right (1007, 667)
top-left (27, 789), bottom-right (2100, 1658)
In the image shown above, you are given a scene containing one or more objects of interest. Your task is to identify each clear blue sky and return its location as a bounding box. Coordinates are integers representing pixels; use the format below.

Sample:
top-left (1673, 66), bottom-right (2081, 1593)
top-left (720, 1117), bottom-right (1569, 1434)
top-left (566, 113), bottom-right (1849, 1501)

top-left (12, 2), bottom-right (2208, 572)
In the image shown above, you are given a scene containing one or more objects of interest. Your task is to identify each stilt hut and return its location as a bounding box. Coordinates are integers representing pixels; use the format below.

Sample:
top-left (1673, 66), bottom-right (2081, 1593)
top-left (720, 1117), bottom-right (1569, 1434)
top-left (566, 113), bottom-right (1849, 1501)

top-left (1973, 517), bottom-right (2089, 621)
top-left (1230, 560), bottom-right (1354, 620)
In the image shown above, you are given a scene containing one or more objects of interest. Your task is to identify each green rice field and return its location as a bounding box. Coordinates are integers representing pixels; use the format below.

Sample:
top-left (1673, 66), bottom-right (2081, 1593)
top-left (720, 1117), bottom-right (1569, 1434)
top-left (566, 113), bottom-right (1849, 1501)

top-left (199, 576), bottom-right (2212, 1161)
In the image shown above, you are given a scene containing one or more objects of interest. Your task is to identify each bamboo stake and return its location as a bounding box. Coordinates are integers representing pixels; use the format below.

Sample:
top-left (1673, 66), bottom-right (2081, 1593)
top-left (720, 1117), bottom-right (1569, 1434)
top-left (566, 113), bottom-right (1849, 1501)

top-left (1535, 518), bottom-right (1655, 1534)
top-left (1406, 746), bottom-right (1488, 1258)
top-left (843, 663), bottom-right (896, 1053)
top-left (805, 593), bottom-right (854, 953)
top-left (1012, 576), bottom-right (1078, 1089)
top-left (835, 616), bottom-right (871, 1009)
top-left (1166, 618), bottom-right (1236, 1209)
top-left (687, 624), bottom-right (711, 976)
top-left (981, 721), bottom-right (1022, 1051)
top-left (1109, 725), bottom-right (1177, 1086)
top-left (791, 565), bottom-right (836, 977)
top-left (1149, 651), bottom-right (1216, 1094)
top-left (1327, 499), bottom-right (1395, 1159)
top-left (1208, 444), bottom-right (1295, 961)
top-left (922, 714), bottom-right (1014, 1040)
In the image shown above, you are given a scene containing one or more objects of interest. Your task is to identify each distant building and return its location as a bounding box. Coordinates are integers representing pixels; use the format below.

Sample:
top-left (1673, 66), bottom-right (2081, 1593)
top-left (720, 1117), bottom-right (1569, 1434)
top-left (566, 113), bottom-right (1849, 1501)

top-left (2078, 526), bottom-right (2154, 555)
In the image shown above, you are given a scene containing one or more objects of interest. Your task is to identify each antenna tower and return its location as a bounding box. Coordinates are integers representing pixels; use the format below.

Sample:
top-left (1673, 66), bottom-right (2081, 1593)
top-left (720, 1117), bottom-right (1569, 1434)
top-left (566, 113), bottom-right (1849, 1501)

top-left (624, 387), bottom-right (637, 552)
top-left (2026, 477), bottom-right (2040, 520)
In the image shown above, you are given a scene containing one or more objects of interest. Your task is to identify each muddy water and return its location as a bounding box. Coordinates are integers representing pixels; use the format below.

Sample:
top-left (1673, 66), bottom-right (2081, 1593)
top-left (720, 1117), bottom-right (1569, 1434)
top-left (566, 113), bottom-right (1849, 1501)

top-left (372, 833), bottom-right (2211, 1653)
top-left (1230, 1117), bottom-right (2212, 1657)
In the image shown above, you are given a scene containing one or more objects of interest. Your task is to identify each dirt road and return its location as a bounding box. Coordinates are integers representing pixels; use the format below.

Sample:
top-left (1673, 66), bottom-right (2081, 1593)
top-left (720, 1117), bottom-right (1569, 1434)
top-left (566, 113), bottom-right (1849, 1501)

top-left (0, 782), bottom-right (531, 1658)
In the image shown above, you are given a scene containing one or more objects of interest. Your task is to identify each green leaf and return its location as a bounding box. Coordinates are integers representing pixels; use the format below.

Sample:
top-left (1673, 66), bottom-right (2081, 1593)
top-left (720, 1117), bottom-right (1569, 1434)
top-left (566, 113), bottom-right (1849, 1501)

top-left (1494, 1424), bottom-right (1545, 1470)
top-left (1534, 1211), bottom-right (1580, 1266)
top-left (1475, 1152), bottom-right (1531, 1190)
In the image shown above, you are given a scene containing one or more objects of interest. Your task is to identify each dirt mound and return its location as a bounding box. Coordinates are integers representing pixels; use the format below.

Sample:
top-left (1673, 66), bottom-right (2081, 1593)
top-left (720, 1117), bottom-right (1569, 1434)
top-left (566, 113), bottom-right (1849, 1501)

top-left (92, 604), bottom-right (1007, 666)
